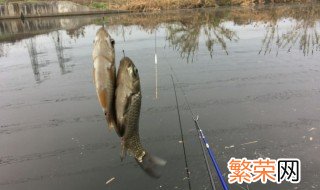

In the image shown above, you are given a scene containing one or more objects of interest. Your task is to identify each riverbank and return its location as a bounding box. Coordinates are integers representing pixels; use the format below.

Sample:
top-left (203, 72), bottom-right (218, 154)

top-left (84, 0), bottom-right (318, 10)
top-left (109, 0), bottom-right (216, 11)
top-left (1, 0), bottom-right (318, 13)
top-left (0, 1), bottom-right (130, 20)
top-left (0, 0), bottom-right (216, 12)
top-left (0, 0), bottom-right (318, 19)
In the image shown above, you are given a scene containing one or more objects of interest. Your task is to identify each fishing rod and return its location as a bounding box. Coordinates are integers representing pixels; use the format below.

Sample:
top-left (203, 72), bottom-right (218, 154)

top-left (171, 74), bottom-right (216, 190)
top-left (163, 51), bottom-right (216, 189)
top-left (170, 75), bottom-right (192, 190)
top-left (194, 115), bottom-right (229, 190)
top-left (170, 70), bottom-right (229, 190)
top-left (194, 118), bottom-right (217, 190)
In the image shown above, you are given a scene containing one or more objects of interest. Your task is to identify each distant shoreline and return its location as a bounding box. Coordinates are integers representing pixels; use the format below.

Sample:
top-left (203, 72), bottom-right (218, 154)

top-left (0, 0), bottom-right (317, 20)
top-left (0, 10), bottom-right (130, 20)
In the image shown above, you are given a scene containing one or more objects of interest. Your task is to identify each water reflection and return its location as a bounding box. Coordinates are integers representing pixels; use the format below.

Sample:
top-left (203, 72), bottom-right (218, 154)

top-left (66, 26), bottom-right (86, 40)
top-left (107, 4), bottom-right (320, 59)
top-left (0, 43), bottom-right (8, 57)
top-left (26, 38), bottom-right (41, 82)
top-left (24, 31), bottom-right (74, 82)
top-left (0, 16), bottom-right (101, 82)
top-left (0, 16), bottom-right (99, 43)
top-left (1, 5), bottom-right (320, 190)
top-left (52, 31), bottom-right (71, 74)
top-left (1, 4), bottom-right (320, 68)
top-left (259, 5), bottom-right (320, 55)
top-left (165, 10), bottom-right (239, 61)
top-left (107, 10), bottom-right (239, 61)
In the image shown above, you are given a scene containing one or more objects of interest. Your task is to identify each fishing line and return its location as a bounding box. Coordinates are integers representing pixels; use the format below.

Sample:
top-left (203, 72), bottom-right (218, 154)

top-left (121, 26), bottom-right (126, 58)
top-left (155, 29), bottom-right (157, 64)
top-left (198, 132), bottom-right (217, 190)
top-left (163, 48), bottom-right (216, 189)
top-left (170, 71), bottom-right (216, 190)
top-left (170, 68), bottom-right (229, 190)
top-left (194, 116), bottom-right (229, 190)
top-left (170, 75), bottom-right (192, 190)
top-left (154, 29), bottom-right (158, 99)
top-left (161, 36), bottom-right (221, 190)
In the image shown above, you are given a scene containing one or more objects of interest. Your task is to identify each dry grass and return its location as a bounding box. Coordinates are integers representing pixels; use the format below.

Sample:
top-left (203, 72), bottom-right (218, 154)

top-left (0, 0), bottom-right (216, 11)
top-left (1, 0), bottom-right (318, 11)
top-left (109, 0), bottom-right (216, 11)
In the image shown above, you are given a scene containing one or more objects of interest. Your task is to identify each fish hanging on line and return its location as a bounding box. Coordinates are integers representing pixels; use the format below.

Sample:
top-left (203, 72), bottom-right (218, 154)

top-left (92, 27), bottom-right (166, 178)
top-left (116, 57), bottom-right (166, 178)
top-left (92, 27), bottom-right (119, 135)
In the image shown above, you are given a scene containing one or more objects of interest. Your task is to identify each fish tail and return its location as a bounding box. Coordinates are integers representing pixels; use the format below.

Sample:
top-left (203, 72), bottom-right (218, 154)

top-left (104, 111), bottom-right (116, 130)
top-left (135, 152), bottom-right (167, 178)
top-left (107, 119), bottom-right (116, 130)
top-left (120, 140), bottom-right (127, 161)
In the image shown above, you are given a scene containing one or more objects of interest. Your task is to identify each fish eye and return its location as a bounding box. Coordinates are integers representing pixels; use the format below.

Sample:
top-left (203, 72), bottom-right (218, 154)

top-left (111, 39), bottom-right (115, 46)
top-left (127, 66), bottom-right (138, 78)
top-left (134, 67), bottom-right (138, 74)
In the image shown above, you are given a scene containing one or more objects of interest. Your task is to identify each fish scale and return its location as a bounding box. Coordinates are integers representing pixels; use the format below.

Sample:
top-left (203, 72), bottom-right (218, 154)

top-left (123, 93), bottom-right (145, 161)
top-left (116, 57), bottom-right (166, 178)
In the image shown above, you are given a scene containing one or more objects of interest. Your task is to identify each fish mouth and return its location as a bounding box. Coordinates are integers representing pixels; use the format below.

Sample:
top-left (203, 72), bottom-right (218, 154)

top-left (94, 27), bottom-right (115, 49)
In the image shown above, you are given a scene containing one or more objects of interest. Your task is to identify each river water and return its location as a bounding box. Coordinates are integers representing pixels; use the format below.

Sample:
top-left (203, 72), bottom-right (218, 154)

top-left (1, 4), bottom-right (320, 190)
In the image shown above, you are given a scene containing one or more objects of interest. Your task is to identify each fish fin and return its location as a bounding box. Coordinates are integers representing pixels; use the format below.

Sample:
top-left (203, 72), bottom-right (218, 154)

top-left (114, 123), bottom-right (125, 137)
top-left (97, 89), bottom-right (108, 111)
top-left (136, 152), bottom-right (167, 178)
top-left (120, 141), bottom-right (127, 161)
top-left (108, 120), bottom-right (115, 130)
top-left (105, 112), bottom-right (116, 130)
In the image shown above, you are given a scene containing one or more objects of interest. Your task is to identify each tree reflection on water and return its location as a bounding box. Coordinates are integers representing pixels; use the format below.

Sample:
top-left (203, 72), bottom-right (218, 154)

top-left (1, 4), bottom-right (320, 61)
top-left (108, 4), bottom-right (320, 61)
top-left (165, 11), bottom-right (239, 61)
top-left (258, 5), bottom-right (320, 56)
top-left (108, 9), bottom-right (239, 62)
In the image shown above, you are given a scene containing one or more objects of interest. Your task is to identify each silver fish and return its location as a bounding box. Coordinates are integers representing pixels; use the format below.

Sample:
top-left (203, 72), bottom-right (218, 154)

top-left (116, 57), bottom-right (166, 178)
top-left (92, 27), bottom-right (118, 134)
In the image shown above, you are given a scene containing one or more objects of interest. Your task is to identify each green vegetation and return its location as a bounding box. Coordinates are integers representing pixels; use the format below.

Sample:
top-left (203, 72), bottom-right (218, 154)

top-left (88, 2), bottom-right (108, 10)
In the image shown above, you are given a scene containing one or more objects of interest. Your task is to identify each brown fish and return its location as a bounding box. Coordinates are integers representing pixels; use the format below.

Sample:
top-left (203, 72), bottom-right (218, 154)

top-left (115, 57), bottom-right (166, 178)
top-left (92, 27), bottom-right (118, 133)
